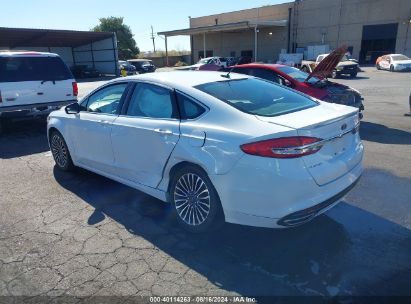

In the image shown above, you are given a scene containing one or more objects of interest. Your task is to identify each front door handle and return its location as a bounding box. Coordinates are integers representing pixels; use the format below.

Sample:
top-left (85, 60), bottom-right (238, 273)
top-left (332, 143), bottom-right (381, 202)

top-left (98, 120), bottom-right (110, 125)
top-left (154, 128), bottom-right (173, 136)
top-left (6, 97), bottom-right (16, 101)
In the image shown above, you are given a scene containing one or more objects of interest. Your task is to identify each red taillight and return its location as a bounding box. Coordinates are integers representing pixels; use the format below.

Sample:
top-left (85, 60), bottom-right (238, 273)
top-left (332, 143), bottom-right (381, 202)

top-left (0, 90), bottom-right (2, 103)
top-left (72, 82), bottom-right (78, 97)
top-left (240, 136), bottom-right (323, 158)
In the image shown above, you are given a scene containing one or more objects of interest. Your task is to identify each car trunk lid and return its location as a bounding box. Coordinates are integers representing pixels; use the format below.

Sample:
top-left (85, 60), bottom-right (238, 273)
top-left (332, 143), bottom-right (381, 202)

top-left (256, 103), bottom-right (362, 186)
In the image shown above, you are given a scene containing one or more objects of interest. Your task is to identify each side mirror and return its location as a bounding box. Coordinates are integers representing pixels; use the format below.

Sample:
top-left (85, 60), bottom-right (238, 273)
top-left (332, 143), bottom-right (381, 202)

top-left (284, 79), bottom-right (293, 88)
top-left (65, 102), bottom-right (80, 114)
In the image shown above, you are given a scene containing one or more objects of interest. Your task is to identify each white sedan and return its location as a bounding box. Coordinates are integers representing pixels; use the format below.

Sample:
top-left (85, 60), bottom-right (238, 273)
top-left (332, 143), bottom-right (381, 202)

top-left (47, 71), bottom-right (363, 232)
top-left (377, 54), bottom-right (411, 72)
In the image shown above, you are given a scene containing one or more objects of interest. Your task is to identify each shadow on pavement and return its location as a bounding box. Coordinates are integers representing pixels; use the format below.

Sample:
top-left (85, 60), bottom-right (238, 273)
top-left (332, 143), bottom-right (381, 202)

top-left (360, 121), bottom-right (411, 145)
top-left (0, 119), bottom-right (49, 159)
top-left (54, 166), bottom-right (411, 297)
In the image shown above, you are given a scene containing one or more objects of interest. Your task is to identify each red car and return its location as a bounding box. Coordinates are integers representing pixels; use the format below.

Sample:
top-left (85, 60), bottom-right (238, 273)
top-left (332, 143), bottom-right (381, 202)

top-left (226, 47), bottom-right (364, 116)
top-left (229, 64), bottom-right (364, 113)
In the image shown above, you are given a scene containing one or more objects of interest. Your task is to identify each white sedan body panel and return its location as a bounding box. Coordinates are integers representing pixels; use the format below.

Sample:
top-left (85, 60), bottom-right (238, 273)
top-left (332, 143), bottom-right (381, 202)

top-left (48, 71), bottom-right (363, 228)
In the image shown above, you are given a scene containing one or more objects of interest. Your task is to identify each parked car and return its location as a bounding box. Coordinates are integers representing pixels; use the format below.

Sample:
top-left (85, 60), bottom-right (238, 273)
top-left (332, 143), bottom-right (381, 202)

top-left (118, 60), bottom-right (136, 75)
top-left (71, 65), bottom-right (101, 79)
top-left (187, 57), bottom-right (228, 70)
top-left (48, 71), bottom-right (363, 232)
top-left (127, 59), bottom-right (156, 74)
top-left (301, 46), bottom-right (359, 78)
top-left (376, 54), bottom-right (411, 72)
top-left (0, 51), bottom-right (77, 133)
top-left (228, 64), bottom-right (364, 117)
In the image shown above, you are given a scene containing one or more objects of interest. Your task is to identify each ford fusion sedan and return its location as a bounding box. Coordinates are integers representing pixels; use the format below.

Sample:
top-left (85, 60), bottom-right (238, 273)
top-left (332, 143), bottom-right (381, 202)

top-left (47, 71), bottom-right (363, 232)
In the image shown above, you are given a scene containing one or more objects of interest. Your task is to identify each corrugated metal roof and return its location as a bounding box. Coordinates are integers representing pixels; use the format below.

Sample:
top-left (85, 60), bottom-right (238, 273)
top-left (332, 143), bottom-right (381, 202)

top-left (0, 27), bottom-right (114, 48)
top-left (158, 20), bottom-right (287, 37)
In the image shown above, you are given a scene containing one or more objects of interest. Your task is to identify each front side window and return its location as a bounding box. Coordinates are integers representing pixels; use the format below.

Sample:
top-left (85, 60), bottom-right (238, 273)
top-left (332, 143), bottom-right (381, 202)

top-left (195, 78), bottom-right (317, 117)
top-left (126, 83), bottom-right (177, 119)
top-left (87, 83), bottom-right (127, 114)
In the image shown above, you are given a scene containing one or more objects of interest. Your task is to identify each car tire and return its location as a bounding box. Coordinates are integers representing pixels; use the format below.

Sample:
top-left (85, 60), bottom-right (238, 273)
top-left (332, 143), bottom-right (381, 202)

top-left (50, 130), bottom-right (74, 171)
top-left (350, 71), bottom-right (357, 78)
top-left (170, 165), bottom-right (224, 233)
top-left (390, 65), bottom-right (394, 72)
top-left (331, 70), bottom-right (339, 79)
top-left (376, 64), bottom-right (381, 70)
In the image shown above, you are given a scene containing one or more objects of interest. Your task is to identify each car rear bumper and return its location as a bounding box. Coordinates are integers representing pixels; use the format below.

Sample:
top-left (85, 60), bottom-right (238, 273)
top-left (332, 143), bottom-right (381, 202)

top-left (210, 151), bottom-right (363, 228)
top-left (0, 100), bottom-right (76, 115)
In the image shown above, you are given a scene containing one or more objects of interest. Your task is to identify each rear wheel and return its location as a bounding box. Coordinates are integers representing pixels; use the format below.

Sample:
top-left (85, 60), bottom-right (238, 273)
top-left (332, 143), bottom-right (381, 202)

top-left (170, 165), bottom-right (223, 233)
top-left (350, 71), bottom-right (357, 78)
top-left (331, 70), bottom-right (339, 79)
top-left (50, 131), bottom-right (74, 171)
top-left (390, 65), bottom-right (395, 72)
top-left (376, 63), bottom-right (381, 70)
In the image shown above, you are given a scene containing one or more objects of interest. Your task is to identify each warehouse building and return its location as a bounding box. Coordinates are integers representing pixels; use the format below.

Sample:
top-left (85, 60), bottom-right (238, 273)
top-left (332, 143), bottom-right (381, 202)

top-left (159, 0), bottom-right (411, 64)
top-left (0, 27), bottom-right (119, 75)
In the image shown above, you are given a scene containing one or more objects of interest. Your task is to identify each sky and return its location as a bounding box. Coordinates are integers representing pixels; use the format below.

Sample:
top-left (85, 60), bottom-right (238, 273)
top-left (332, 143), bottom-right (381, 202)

top-left (1, 0), bottom-right (287, 52)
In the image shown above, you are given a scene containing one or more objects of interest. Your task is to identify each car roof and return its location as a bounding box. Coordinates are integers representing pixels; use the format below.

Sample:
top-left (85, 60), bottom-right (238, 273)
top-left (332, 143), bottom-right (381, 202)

top-left (0, 50), bottom-right (59, 57)
top-left (127, 59), bottom-right (152, 62)
top-left (232, 63), bottom-right (287, 70)
top-left (110, 71), bottom-right (249, 88)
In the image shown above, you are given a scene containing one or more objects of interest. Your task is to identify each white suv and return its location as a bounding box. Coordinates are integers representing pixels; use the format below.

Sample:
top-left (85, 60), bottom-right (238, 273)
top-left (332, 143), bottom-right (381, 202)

top-left (0, 51), bottom-right (78, 133)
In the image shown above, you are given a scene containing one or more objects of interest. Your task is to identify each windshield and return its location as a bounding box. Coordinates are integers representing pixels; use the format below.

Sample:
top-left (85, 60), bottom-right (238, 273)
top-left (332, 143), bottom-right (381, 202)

top-left (391, 55), bottom-right (410, 61)
top-left (198, 58), bottom-right (210, 64)
top-left (195, 78), bottom-right (317, 117)
top-left (276, 66), bottom-right (321, 84)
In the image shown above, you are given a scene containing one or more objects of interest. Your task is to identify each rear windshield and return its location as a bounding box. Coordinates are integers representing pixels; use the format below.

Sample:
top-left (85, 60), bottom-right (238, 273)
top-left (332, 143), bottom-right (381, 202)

top-left (276, 66), bottom-right (321, 84)
top-left (0, 56), bottom-right (73, 82)
top-left (195, 78), bottom-right (318, 117)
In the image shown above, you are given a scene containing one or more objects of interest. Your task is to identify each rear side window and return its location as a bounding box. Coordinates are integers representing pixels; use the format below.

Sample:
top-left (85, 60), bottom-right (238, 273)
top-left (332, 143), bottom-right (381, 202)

top-left (0, 56), bottom-right (72, 82)
top-left (176, 92), bottom-right (205, 119)
top-left (195, 78), bottom-right (318, 117)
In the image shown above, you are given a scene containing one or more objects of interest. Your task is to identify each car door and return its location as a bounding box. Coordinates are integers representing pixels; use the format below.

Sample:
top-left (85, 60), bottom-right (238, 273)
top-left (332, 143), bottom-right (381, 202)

top-left (69, 82), bottom-right (129, 174)
top-left (111, 82), bottom-right (180, 188)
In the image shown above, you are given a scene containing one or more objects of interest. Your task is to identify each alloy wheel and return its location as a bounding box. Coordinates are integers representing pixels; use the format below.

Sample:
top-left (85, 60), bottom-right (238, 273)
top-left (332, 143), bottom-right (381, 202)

top-left (51, 134), bottom-right (68, 168)
top-left (173, 173), bottom-right (211, 226)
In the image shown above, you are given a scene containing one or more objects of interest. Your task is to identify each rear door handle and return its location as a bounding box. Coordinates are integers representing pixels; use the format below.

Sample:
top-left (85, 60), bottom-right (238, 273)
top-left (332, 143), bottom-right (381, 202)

top-left (37, 92), bottom-right (44, 95)
top-left (154, 128), bottom-right (173, 135)
top-left (6, 97), bottom-right (16, 101)
top-left (98, 120), bottom-right (110, 125)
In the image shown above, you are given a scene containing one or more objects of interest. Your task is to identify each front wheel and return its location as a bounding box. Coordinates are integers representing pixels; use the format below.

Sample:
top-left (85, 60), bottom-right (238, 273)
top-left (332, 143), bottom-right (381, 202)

top-left (390, 65), bottom-right (395, 72)
top-left (350, 71), bottom-right (357, 78)
top-left (50, 131), bottom-right (74, 171)
top-left (170, 165), bottom-right (223, 233)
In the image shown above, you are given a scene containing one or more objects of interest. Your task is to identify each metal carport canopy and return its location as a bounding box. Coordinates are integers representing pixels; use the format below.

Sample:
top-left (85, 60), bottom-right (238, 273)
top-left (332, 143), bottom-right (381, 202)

top-left (158, 20), bottom-right (288, 64)
top-left (0, 27), bottom-right (114, 48)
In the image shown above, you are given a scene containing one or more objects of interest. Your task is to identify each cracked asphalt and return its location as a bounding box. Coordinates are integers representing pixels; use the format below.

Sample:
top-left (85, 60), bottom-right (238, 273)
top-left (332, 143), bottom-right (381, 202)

top-left (0, 67), bottom-right (410, 300)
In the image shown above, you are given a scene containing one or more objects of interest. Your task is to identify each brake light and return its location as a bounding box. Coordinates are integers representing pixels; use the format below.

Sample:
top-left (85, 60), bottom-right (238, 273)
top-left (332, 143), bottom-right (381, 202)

top-left (72, 82), bottom-right (78, 97)
top-left (0, 90), bottom-right (2, 103)
top-left (240, 136), bottom-right (323, 158)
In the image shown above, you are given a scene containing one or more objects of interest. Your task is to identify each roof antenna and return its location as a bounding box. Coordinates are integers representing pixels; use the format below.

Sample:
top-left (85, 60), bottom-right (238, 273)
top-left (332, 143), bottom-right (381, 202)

top-left (221, 66), bottom-right (234, 79)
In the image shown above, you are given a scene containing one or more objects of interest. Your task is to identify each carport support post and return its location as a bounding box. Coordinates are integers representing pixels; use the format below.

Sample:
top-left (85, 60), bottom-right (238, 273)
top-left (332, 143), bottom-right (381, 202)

top-left (165, 36), bottom-right (169, 67)
top-left (254, 26), bottom-right (258, 62)
top-left (203, 32), bottom-right (206, 58)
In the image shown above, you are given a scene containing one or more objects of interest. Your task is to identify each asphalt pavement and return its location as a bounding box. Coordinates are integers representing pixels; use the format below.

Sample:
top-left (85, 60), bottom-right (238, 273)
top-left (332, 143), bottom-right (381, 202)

top-left (0, 67), bottom-right (410, 300)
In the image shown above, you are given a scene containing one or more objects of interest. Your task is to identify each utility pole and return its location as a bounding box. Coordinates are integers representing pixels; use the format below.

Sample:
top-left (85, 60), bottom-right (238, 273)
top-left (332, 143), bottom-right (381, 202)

top-left (150, 25), bottom-right (156, 53)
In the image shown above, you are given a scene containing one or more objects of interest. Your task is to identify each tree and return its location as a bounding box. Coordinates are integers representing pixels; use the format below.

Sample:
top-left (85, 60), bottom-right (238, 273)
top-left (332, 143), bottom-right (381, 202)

top-left (92, 17), bottom-right (139, 60)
